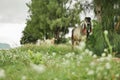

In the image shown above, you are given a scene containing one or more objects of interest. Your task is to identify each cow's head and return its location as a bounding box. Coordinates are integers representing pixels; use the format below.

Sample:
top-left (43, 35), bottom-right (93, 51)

top-left (85, 17), bottom-right (91, 27)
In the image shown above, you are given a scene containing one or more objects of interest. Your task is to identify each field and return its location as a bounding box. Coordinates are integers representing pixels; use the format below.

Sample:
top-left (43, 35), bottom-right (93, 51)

top-left (0, 44), bottom-right (120, 80)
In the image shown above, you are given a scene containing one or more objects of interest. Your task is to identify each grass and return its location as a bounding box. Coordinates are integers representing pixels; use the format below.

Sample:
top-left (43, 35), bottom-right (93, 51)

top-left (0, 44), bottom-right (120, 80)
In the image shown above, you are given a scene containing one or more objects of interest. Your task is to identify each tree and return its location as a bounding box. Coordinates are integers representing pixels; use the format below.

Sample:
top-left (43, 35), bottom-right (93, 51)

top-left (20, 0), bottom-right (82, 44)
top-left (87, 0), bottom-right (120, 55)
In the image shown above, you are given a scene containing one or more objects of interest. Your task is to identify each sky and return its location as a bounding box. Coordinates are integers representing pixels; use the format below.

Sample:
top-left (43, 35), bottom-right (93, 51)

top-left (0, 0), bottom-right (30, 23)
top-left (0, 0), bottom-right (94, 48)
top-left (0, 0), bottom-right (30, 47)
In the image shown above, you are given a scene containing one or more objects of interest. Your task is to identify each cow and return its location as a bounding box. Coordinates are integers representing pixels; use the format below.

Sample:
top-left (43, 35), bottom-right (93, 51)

top-left (71, 17), bottom-right (92, 49)
top-left (36, 38), bottom-right (56, 46)
top-left (36, 39), bottom-right (44, 46)
top-left (44, 38), bottom-right (55, 45)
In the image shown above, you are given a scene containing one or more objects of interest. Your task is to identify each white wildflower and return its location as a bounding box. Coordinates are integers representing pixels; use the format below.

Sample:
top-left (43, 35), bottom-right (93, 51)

top-left (62, 58), bottom-right (66, 61)
top-left (71, 52), bottom-right (75, 55)
top-left (85, 68), bottom-right (89, 71)
top-left (79, 56), bottom-right (83, 60)
top-left (115, 74), bottom-right (119, 78)
top-left (93, 54), bottom-right (97, 58)
top-left (98, 57), bottom-right (105, 62)
top-left (102, 53), bottom-right (106, 57)
top-left (89, 51), bottom-right (93, 56)
top-left (105, 62), bottom-right (111, 70)
top-left (107, 54), bottom-right (112, 58)
top-left (30, 63), bottom-right (46, 73)
top-left (62, 60), bottom-right (70, 66)
top-left (104, 30), bottom-right (108, 35)
top-left (0, 69), bottom-right (5, 78)
top-left (87, 70), bottom-right (94, 75)
top-left (21, 76), bottom-right (26, 80)
top-left (85, 49), bottom-right (89, 54)
top-left (65, 53), bottom-right (70, 58)
top-left (106, 54), bottom-right (112, 61)
top-left (96, 67), bottom-right (104, 72)
top-left (90, 62), bottom-right (96, 67)
top-left (72, 72), bottom-right (75, 75)
top-left (52, 52), bottom-right (56, 56)
top-left (106, 57), bottom-right (112, 61)
top-left (81, 52), bottom-right (85, 55)
top-left (104, 48), bottom-right (108, 52)
top-left (65, 53), bottom-right (71, 58)
top-left (54, 78), bottom-right (58, 80)
top-left (79, 41), bottom-right (86, 50)
top-left (65, 52), bottom-right (74, 58)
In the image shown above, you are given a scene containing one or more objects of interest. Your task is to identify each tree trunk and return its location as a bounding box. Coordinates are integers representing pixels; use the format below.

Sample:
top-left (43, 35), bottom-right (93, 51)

top-left (54, 26), bottom-right (60, 43)
top-left (95, 5), bottom-right (102, 23)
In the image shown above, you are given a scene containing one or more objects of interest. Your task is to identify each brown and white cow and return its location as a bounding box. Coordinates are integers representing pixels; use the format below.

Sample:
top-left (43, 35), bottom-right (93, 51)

top-left (71, 17), bottom-right (92, 49)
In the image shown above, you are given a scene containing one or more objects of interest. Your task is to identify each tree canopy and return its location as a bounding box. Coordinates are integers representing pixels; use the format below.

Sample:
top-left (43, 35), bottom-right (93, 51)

top-left (20, 0), bottom-right (82, 44)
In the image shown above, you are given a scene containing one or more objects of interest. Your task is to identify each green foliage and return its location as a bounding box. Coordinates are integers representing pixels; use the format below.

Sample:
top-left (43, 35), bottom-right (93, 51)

top-left (18, 44), bottom-right (74, 54)
top-left (21, 0), bottom-right (82, 44)
top-left (87, 21), bottom-right (120, 56)
top-left (86, 22), bottom-right (105, 55)
top-left (28, 50), bottom-right (43, 64)
top-left (87, 0), bottom-right (120, 55)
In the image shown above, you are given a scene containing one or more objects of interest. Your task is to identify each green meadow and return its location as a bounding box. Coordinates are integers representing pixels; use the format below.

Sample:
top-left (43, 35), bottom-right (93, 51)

top-left (0, 44), bottom-right (120, 80)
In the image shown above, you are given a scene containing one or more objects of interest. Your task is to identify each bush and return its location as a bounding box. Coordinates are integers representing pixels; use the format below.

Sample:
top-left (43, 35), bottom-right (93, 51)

top-left (87, 21), bottom-right (120, 57)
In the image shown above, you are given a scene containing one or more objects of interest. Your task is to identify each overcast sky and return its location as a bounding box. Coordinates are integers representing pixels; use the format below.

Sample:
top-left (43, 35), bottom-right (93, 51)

top-left (0, 0), bottom-right (30, 47)
top-left (0, 0), bottom-right (30, 23)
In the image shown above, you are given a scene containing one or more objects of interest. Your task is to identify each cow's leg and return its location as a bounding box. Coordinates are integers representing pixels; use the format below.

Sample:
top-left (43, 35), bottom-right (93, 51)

top-left (87, 30), bottom-right (89, 39)
top-left (72, 40), bottom-right (74, 50)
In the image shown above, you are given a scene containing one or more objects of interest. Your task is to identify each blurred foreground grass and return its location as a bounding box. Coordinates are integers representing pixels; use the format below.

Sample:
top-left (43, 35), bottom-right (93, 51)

top-left (0, 44), bottom-right (120, 80)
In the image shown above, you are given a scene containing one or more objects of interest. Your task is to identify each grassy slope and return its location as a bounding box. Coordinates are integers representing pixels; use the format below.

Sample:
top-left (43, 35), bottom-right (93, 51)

top-left (0, 44), bottom-right (120, 80)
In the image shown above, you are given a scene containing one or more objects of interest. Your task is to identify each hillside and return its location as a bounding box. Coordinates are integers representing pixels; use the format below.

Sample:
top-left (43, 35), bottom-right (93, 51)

top-left (0, 43), bottom-right (11, 49)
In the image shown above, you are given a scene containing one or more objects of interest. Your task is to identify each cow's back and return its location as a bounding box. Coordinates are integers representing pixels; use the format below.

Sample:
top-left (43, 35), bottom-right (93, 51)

top-left (72, 27), bottom-right (82, 41)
